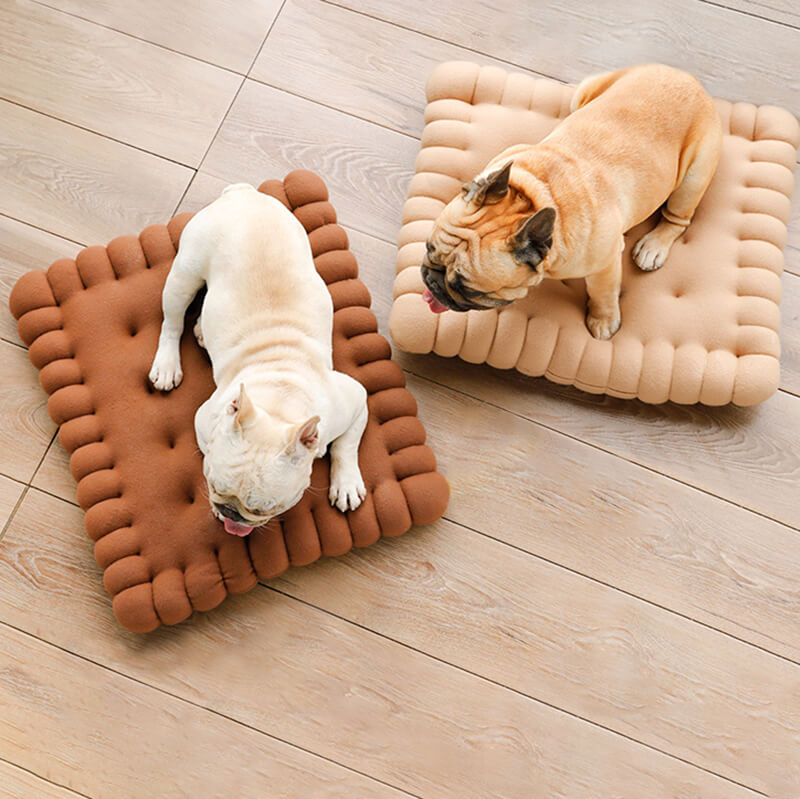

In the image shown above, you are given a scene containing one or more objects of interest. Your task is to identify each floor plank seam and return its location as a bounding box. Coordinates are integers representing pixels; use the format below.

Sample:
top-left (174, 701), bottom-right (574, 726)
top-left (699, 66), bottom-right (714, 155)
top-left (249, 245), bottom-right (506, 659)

top-left (0, 485), bottom-right (30, 547)
top-left (0, 211), bottom-right (87, 247)
top-left (245, 76), bottom-right (421, 140)
top-left (434, 513), bottom-right (800, 668)
top-left (0, 754), bottom-right (94, 799)
top-left (263, 584), bottom-right (768, 797)
top-left (405, 368), bottom-right (800, 531)
top-left (17, 476), bottom-right (800, 669)
top-left (27, 0), bottom-right (247, 77)
top-left (0, 97), bottom-right (196, 171)
top-left (318, 0), bottom-right (563, 84)
top-left (696, 0), bottom-right (800, 30)
top-left (0, 616), bottom-right (425, 799)
top-left (172, 1), bottom-right (290, 216)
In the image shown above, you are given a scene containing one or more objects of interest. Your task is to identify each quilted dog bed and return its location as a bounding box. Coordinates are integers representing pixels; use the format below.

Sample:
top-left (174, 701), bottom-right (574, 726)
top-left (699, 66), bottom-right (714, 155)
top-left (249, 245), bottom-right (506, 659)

top-left (390, 62), bottom-right (800, 405)
top-left (10, 171), bottom-right (449, 633)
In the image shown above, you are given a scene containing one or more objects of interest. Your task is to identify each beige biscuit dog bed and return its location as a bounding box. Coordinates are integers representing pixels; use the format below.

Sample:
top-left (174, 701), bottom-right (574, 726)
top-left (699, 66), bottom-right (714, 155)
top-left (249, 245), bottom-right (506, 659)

top-left (390, 62), bottom-right (799, 405)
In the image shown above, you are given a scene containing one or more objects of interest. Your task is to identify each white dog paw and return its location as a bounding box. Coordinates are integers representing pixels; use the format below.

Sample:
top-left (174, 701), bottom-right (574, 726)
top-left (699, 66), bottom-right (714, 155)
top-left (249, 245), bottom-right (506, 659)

top-left (633, 233), bottom-right (670, 272)
top-left (586, 312), bottom-right (621, 340)
top-left (329, 468), bottom-right (366, 513)
top-left (149, 350), bottom-right (183, 391)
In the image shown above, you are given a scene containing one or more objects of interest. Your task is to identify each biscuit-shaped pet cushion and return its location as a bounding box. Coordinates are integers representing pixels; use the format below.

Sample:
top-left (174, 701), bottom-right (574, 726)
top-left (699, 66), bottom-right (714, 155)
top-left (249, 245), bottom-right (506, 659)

top-left (390, 62), bottom-right (800, 405)
top-left (10, 171), bottom-right (449, 633)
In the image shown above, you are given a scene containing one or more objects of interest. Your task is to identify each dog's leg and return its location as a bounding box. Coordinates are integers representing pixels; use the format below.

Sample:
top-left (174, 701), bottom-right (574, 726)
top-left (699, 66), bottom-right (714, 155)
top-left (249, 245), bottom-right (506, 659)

top-left (328, 377), bottom-right (368, 512)
top-left (633, 130), bottom-right (721, 272)
top-left (149, 254), bottom-right (205, 391)
top-left (585, 255), bottom-right (622, 340)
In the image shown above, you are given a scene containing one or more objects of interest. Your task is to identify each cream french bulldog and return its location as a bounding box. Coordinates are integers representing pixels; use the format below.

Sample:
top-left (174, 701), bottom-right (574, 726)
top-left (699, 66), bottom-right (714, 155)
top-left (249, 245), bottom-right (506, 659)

top-left (421, 63), bottom-right (722, 339)
top-left (149, 184), bottom-right (368, 536)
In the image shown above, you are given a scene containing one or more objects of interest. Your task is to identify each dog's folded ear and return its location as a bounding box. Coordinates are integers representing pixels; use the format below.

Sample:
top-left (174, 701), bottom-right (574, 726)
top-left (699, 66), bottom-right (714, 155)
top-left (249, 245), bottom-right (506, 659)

top-left (509, 207), bottom-right (556, 269)
top-left (289, 416), bottom-right (321, 452)
top-left (231, 383), bottom-right (259, 431)
top-left (462, 160), bottom-right (513, 206)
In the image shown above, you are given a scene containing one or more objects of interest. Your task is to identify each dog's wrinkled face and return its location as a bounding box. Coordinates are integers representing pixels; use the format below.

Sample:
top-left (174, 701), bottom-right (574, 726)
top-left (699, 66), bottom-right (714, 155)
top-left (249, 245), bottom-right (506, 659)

top-left (202, 384), bottom-right (318, 536)
top-left (421, 160), bottom-right (556, 313)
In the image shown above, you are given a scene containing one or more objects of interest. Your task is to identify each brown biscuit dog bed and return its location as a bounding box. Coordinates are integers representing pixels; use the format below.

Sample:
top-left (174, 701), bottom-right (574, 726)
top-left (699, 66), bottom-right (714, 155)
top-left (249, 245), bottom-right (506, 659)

top-left (390, 62), bottom-right (800, 405)
top-left (10, 171), bottom-right (449, 633)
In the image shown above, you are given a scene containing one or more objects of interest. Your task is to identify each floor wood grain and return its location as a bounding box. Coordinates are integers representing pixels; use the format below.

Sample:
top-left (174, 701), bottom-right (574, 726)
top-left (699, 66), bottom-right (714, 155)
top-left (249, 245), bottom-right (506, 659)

top-left (35, 0), bottom-right (283, 73)
top-left (0, 489), bottom-right (763, 799)
top-left (1, 0), bottom-right (798, 796)
top-left (1, 0), bottom-right (241, 165)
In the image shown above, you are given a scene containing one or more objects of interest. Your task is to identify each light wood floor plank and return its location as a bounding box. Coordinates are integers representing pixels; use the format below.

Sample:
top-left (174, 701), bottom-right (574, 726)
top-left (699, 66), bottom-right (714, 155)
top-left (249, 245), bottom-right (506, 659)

top-left (0, 101), bottom-right (192, 245)
top-left (0, 477), bottom-right (25, 535)
top-left (710, 0), bottom-right (800, 27)
top-left (0, 488), bottom-right (760, 799)
top-left (0, 622), bottom-right (411, 799)
top-left (35, 0), bottom-right (283, 73)
top-left (252, 0), bottom-right (537, 137)
top-left (30, 439), bottom-right (73, 505)
top-left (0, 0), bottom-right (241, 166)
top-left (403, 351), bottom-right (800, 530)
top-left (333, 0), bottom-right (800, 117)
top-left (0, 759), bottom-right (87, 799)
top-left (198, 80), bottom-right (418, 242)
top-left (783, 272), bottom-right (800, 395)
top-left (0, 341), bottom-right (55, 486)
top-left (0, 216), bottom-right (81, 347)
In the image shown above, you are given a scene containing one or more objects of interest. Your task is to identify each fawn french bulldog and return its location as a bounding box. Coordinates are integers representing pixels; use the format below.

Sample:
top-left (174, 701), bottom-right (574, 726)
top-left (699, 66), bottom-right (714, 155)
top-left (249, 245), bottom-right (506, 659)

top-left (421, 63), bottom-right (722, 339)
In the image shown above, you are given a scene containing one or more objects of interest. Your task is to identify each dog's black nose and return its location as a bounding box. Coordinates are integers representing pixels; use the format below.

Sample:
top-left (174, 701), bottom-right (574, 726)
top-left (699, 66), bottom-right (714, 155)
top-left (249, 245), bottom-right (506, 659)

top-left (216, 503), bottom-right (245, 522)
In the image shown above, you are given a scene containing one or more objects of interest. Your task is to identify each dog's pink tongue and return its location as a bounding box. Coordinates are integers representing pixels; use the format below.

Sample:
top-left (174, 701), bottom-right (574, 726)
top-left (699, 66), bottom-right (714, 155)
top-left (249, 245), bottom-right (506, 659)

top-left (422, 289), bottom-right (448, 314)
top-left (223, 518), bottom-right (254, 537)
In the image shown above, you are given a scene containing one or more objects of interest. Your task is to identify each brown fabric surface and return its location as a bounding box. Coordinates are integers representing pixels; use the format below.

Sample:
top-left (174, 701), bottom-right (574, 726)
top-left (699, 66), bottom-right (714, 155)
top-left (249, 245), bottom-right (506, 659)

top-left (10, 170), bottom-right (449, 633)
top-left (390, 61), bottom-right (800, 406)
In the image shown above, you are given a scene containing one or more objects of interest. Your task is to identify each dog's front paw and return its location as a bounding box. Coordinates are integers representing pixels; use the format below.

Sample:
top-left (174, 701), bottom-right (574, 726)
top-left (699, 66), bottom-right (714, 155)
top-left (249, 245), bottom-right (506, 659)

top-left (633, 231), bottom-right (670, 272)
top-left (149, 349), bottom-right (183, 391)
top-left (586, 312), bottom-right (621, 340)
top-left (329, 466), bottom-right (366, 513)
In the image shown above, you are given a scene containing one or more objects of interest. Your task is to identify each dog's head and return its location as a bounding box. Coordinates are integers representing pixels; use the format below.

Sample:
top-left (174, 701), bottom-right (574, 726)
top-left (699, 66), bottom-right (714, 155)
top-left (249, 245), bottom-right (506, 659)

top-left (202, 384), bottom-right (319, 536)
top-left (421, 161), bottom-right (556, 313)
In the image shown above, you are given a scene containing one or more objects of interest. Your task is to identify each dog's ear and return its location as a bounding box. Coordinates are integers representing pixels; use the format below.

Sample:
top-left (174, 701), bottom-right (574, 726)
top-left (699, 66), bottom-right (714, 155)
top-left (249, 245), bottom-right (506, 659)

top-left (230, 383), bottom-right (258, 431)
top-left (462, 161), bottom-right (513, 206)
top-left (290, 416), bottom-right (321, 452)
top-left (509, 207), bottom-right (556, 268)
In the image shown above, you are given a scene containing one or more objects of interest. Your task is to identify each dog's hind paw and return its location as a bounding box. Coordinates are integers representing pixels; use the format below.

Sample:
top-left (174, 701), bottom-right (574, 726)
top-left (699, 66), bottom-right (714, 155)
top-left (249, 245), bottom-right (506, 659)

top-left (149, 349), bottom-right (183, 391)
top-left (329, 468), bottom-right (366, 513)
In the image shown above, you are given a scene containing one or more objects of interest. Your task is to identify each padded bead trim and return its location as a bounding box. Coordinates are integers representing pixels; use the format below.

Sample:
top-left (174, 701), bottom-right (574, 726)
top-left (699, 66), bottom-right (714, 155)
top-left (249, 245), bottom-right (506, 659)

top-left (10, 170), bottom-right (449, 633)
top-left (390, 61), bottom-right (800, 407)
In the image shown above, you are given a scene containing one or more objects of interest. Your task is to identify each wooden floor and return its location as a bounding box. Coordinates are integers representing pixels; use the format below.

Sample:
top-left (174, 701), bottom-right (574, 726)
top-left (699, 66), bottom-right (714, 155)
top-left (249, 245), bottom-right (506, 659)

top-left (1, 0), bottom-right (799, 796)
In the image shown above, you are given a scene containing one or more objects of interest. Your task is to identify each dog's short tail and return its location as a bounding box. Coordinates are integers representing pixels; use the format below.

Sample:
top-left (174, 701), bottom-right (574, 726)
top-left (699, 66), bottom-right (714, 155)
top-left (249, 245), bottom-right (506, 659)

top-left (569, 68), bottom-right (627, 113)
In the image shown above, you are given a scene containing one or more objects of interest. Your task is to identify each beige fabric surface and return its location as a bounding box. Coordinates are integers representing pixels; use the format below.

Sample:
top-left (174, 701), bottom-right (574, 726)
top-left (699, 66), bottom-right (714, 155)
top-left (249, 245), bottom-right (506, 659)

top-left (390, 62), bottom-right (799, 405)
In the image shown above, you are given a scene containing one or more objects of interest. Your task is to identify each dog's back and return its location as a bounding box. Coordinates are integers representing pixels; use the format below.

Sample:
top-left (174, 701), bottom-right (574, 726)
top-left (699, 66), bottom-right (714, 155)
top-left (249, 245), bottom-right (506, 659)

top-left (180, 184), bottom-right (334, 384)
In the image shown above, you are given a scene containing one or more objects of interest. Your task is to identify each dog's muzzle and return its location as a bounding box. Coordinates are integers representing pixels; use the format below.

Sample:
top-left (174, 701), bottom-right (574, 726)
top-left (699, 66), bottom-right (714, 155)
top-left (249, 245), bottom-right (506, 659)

top-left (216, 503), bottom-right (246, 523)
top-left (420, 264), bottom-right (474, 312)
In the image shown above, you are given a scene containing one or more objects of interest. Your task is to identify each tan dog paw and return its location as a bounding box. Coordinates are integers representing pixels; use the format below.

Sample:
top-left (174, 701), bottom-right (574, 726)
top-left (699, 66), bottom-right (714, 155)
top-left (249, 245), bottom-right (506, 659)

top-left (586, 312), bottom-right (621, 340)
top-left (633, 220), bottom-right (684, 272)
